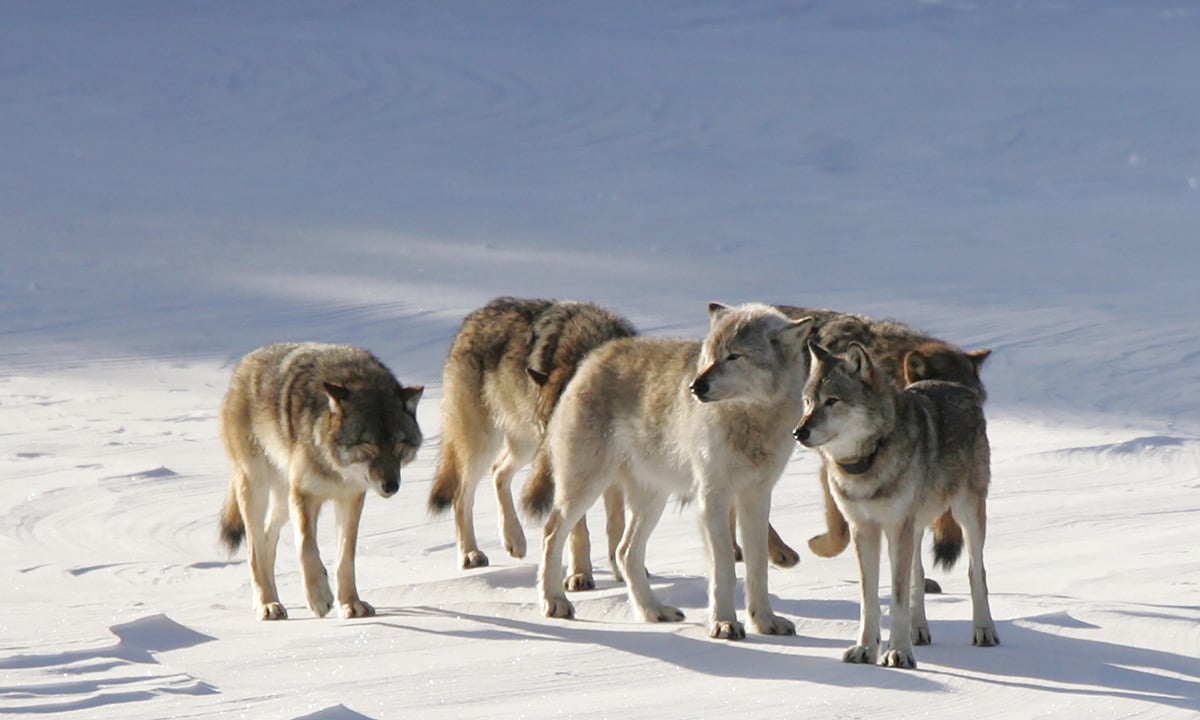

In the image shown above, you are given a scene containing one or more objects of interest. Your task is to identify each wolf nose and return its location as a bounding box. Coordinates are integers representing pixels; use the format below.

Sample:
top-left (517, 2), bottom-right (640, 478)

top-left (793, 425), bottom-right (810, 444)
top-left (690, 377), bottom-right (709, 401)
top-left (381, 478), bottom-right (400, 497)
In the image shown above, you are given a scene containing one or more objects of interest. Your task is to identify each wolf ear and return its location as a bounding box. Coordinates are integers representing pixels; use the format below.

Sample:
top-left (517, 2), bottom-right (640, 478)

top-left (807, 340), bottom-right (834, 370)
top-left (845, 342), bottom-right (875, 382)
top-left (324, 382), bottom-right (350, 413)
top-left (526, 367), bottom-right (550, 387)
top-left (967, 348), bottom-right (992, 376)
top-left (707, 302), bottom-right (731, 323)
top-left (773, 316), bottom-right (813, 349)
top-left (903, 350), bottom-right (927, 384)
top-left (399, 384), bottom-right (424, 414)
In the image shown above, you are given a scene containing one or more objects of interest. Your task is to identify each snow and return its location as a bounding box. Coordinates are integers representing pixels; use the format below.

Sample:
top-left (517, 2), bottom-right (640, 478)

top-left (2, 1), bottom-right (1198, 718)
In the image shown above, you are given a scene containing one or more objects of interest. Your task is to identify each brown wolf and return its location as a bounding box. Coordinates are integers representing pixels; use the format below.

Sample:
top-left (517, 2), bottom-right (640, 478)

top-left (219, 342), bottom-right (424, 620)
top-left (429, 297), bottom-right (634, 588)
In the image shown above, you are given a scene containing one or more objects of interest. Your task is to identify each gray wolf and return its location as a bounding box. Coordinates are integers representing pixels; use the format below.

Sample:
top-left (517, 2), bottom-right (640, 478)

top-left (533, 303), bottom-right (813, 639)
top-left (775, 305), bottom-right (990, 566)
top-left (219, 342), bottom-right (424, 620)
top-left (429, 297), bottom-right (635, 586)
top-left (794, 341), bottom-right (998, 668)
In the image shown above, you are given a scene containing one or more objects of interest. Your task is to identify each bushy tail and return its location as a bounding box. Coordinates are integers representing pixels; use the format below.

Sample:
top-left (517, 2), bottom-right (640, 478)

top-left (219, 484), bottom-right (245, 555)
top-left (428, 445), bottom-right (460, 514)
top-left (931, 510), bottom-right (963, 570)
top-left (521, 446), bottom-right (555, 519)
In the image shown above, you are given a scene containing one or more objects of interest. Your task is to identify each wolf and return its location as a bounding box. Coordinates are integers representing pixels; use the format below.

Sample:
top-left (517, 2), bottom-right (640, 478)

top-left (429, 297), bottom-right (635, 585)
top-left (532, 303), bottom-right (813, 639)
top-left (794, 341), bottom-right (998, 668)
top-left (219, 342), bottom-right (424, 620)
top-left (775, 305), bottom-right (990, 566)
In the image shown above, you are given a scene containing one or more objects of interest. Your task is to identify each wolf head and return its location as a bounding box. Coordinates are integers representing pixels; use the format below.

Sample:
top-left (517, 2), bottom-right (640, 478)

top-left (690, 303), bottom-right (813, 404)
top-left (794, 341), bottom-right (894, 460)
top-left (525, 302), bottom-right (636, 430)
top-left (903, 342), bottom-right (990, 398)
top-left (323, 381), bottom-right (424, 498)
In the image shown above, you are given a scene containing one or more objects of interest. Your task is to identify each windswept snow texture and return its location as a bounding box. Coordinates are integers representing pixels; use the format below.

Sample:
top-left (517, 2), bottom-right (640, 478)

top-left (2, 2), bottom-right (1198, 718)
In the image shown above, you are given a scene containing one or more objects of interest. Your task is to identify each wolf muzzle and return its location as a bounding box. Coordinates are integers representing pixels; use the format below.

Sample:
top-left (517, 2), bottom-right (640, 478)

top-left (793, 421), bottom-right (812, 446)
top-left (690, 370), bottom-right (713, 402)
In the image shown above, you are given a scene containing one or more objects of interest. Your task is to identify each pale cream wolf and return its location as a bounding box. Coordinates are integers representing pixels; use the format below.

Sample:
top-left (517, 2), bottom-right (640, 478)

top-left (775, 305), bottom-right (990, 569)
top-left (429, 297), bottom-right (635, 585)
top-left (533, 303), bottom-right (813, 639)
top-left (795, 341), bottom-right (998, 668)
top-left (219, 342), bottom-right (424, 620)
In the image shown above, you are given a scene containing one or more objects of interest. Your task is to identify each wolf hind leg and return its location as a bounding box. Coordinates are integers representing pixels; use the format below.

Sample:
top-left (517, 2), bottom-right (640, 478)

top-left (492, 435), bottom-right (534, 560)
top-left (603, 485), bottom-right (627, 582)
top-left (910, 526), bottom-right (931, 645)
top-left (436, 431), bottom-right (501, 569)
top-left (238, 458), bottom-right (288, 620)
top-left (617, 483), bottom-right (680, 623)
top-left (955, 492), bottom-right (999, 647)
top-left (539, 471), bottom-right (611, 619)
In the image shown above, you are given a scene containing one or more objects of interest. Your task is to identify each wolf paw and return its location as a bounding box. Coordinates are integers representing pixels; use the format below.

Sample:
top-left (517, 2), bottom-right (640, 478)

top-left (924, 577), bottom-right (942, 594)
top-left (543, 596), bottom-right (575, 619)
top-left (912, 624), bottom-right (931, 646)
top-left (843, 644), bottom-right (876, 664)
top-left (770, 543), bottom-right (801, 569)
top-left (307, 583), bottom-right (335, 618)
top-left (257, 602), bottom-right (288, 621)
top-left (750, 612), bottom-right (796, 636)
top-left (462, 550), bottom-right (489, 569)
top-left (709, 619), bottom-right (746, 640)
top-left (565, 573), bottom-right (595, 592)
top-left (973, 625), bottom-right (1000, 647)
top-left (340, 599), bottom-right (376, 619)
top-left (503, 529), bottom-right (527, 559)
top-left (643, 605), bottom-right (685, 623)
top-left (882, 648), bottom-right (917, 669)
top-left (808, 532), bottom-right (847, 559)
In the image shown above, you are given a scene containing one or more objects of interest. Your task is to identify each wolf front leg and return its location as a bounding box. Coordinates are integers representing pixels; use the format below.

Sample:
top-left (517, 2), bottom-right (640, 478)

top-left (334, 491), bottom-right (375, 618)
top-left (881, 521), bottom-right (918, 668)
top-left (845, 523), bottom-right (882, 664)
top-left (737, 485), bottom-right (795, 635)
top-left (289, 484), bottom-right (335, 618)
top-left (699, 490), bottom-right (744, 639)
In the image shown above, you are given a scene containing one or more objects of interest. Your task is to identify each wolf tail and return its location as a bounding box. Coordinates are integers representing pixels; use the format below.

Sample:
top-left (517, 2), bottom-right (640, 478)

top-left (521, 446), bottom-right (555, 519)
top-left (931, 510), bottom-right (963, 570)
top-left (428, 444), bottom-right (460, 514)
top-left (219, 482), bottom-right (245, 555)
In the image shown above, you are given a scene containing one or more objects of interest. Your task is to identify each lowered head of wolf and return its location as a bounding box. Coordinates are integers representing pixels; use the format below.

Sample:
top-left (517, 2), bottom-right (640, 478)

top-left (903, 341), bottom-right (991, 399)
top-left (793, 341), bottom-right (894, 461)
top-left (322, 379), bottom-right (424, 497)
top-left (690, 303), bottom-right (814, 405)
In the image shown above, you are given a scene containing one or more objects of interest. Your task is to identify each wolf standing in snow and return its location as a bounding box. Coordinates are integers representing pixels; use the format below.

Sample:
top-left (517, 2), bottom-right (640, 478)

top-left (532, 303), bottom-right (812, 639)
top-left (429, 297), bottom-right (635, 587)
top-left (795, 341), bottom-right (998, 668)
top-left (219, 343), bottom-right (424, 620)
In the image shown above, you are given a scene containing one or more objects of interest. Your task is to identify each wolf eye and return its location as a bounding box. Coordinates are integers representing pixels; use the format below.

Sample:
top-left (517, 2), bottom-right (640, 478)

top-left (824, 397), bottom-right (840, 408)
top-left (726, 353), bottom-right (741, 362)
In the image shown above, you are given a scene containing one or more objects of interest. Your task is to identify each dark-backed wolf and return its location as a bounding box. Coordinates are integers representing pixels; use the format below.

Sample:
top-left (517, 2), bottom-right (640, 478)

top-left (219, 343), bottom-right (424, 620)
top-left (534, 303), bottom-right (813, 639)
top-left (795, 341), bottom-right (998, 668)
top-left (429, 297), bottom-right (635, 585)
top-left (775, 305), bottom-right (990, 566)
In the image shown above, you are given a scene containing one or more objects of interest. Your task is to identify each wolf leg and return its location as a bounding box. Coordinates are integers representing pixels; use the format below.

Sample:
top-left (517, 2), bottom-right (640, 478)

top-left (492, 436), bottom-right (534, 560)
top-left (767, 523), bottom-right (800, 569)
top-left (808, 464), bottom-right (851, 558)
top-left (956, 493), bottom-right (999, 647)
top-left (910, 526), bottom-right (931, 645)
top-left (617, 484), bottom-right (681, 623)
top-left (602, 485), bottom-right (626, 582)
top-left (845, 523), bottom-right (881, 663)
top-left (289, 484), bottom-right (334, 618)
top-left (238, 460), bottom-right (287, 620)
top-left (334, 491), bottom-right (374, 618)
top-left (565, 515), bottom-right (595, 591)
top-left (881, 521), bottom-right (917, 669)
top-left (699, 489), bottom-right (743, 639)
top-left (738, 487), bottom-right (794, 635)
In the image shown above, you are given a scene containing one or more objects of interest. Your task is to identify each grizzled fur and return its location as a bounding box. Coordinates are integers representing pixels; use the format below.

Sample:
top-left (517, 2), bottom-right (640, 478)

top-left (430, 297), bottom-right (635, 578)
top-left (795, 342), bottom-right (997, 669)
top-left (219, 342), bottom-right (423, 621)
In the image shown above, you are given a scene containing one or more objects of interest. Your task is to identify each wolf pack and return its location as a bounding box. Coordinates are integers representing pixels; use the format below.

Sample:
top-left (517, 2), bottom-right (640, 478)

top-left (217, 297), bottom-right (997, 669)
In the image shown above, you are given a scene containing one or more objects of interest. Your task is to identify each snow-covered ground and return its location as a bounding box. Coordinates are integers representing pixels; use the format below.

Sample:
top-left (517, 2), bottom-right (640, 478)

top-left (2, 2), bottom-right (1198, 717)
